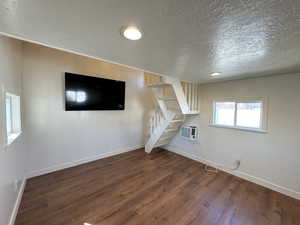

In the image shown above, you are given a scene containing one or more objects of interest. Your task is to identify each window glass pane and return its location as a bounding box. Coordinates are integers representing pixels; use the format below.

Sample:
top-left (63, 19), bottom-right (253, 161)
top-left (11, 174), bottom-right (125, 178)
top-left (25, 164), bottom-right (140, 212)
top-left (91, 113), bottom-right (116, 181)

top-left (236, 102), bottom-right (262, 128)
top-left (5, 96), bottom-right (12, 134)
top-left (214, 102), bottom-right (235, 126)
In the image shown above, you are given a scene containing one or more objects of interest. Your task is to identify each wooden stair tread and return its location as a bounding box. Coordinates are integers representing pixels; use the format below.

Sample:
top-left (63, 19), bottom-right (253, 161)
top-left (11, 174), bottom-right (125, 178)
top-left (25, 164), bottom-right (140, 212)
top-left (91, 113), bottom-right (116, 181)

top-left (165, 128), bottom-right (178, 132)
top-left (170, 119), bottom-right (183, 123)
top-left (160, 135), bottom-right (175, 140)
top-left (158, 97), bottom-right (177, 101)
top-left (183, 111), bottom-right (199, 115)
top-left (168, 109), bottom-right (182, 114)
top-left (147, 83), bottom-right (172, 88)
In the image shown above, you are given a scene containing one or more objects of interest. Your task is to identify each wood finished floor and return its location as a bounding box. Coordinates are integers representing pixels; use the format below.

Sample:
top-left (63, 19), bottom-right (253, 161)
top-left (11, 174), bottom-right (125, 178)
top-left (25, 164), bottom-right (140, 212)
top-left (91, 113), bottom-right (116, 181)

top-left (16, 148), bottom-right (300, 225)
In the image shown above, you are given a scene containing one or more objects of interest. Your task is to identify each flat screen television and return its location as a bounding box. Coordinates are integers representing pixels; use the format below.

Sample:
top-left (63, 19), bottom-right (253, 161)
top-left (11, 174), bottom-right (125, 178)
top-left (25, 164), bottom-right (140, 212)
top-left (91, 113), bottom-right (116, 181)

top-left (65, 73), bottom-right (125, 111)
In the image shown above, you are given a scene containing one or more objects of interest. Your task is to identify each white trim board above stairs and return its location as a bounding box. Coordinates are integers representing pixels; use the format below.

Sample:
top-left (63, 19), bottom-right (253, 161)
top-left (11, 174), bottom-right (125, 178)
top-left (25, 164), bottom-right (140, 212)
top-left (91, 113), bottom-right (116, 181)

top-left (145, 75), bottom-right (200, 153)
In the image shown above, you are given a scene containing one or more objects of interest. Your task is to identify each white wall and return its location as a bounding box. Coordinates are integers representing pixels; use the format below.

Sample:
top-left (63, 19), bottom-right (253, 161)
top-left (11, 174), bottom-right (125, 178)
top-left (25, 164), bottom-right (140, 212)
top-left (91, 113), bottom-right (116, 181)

top-left (167, 73), bottom-right (300, 199)
top-left (22, 43), bottom-right (152, 177)
top-left (0, 36), bottom-right (27, 225)
top-left (2, 34), bottom-right (300, 225)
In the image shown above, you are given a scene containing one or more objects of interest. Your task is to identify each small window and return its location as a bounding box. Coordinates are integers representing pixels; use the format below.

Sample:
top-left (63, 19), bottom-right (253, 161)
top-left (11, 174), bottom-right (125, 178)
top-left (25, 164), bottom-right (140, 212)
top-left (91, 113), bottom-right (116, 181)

top-left (212, 99), bottom-right (266, 132)
top-left (236, 101), bottom-right (263, 129)
top-left (5, 92), bottom-right (22, 146)
top-left (214, 102), bottom-right (235, 126)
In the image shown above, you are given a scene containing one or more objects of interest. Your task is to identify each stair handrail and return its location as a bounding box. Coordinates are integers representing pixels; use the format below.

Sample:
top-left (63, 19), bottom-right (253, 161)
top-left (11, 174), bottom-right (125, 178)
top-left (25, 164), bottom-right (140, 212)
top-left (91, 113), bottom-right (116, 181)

top-left (149, 108), bottom-right (164, 136)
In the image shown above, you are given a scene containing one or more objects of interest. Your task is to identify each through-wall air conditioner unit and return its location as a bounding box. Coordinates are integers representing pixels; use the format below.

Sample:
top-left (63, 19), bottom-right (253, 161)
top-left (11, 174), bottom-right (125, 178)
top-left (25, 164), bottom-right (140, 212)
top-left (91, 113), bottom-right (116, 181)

top-left (181, 126), bottom-right (198, 141)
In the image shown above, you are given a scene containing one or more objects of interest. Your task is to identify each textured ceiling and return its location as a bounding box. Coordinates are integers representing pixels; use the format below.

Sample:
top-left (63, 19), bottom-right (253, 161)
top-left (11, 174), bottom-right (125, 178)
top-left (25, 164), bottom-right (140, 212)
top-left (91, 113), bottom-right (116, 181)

top-left (1, 0), bottom-right (300, 83)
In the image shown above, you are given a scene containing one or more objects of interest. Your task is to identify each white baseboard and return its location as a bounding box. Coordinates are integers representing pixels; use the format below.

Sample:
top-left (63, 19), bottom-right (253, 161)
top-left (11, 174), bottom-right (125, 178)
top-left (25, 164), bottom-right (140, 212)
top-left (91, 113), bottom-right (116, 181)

top-left (9, 179), bottom-right (26, 225)
top-left (27, 145), bottom-right (144, 178)
top-left (165, 144), bottom-right (300, 200)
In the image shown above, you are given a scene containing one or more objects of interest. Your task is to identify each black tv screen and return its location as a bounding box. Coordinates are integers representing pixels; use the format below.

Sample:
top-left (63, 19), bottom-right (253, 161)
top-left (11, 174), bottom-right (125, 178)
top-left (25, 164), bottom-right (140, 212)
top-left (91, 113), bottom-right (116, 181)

top-left (65, 73), bottom-right (125, 111)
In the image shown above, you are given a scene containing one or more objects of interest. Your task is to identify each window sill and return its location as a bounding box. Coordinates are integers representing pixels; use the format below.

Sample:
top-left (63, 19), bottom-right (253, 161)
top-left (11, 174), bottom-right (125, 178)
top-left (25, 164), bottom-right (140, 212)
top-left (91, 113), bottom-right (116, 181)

top-left (209, 124), bottom-right (267, 133)
top-left (5, 132), bottom-right (22, 149)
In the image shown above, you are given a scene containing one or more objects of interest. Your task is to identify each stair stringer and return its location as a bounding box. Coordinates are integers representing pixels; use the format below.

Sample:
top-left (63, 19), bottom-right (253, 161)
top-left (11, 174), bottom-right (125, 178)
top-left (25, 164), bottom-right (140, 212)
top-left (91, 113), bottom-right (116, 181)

top-left (161, 76), bottom-right (190, 114)
top-left (145, 111), bottom-right (176, 153)
top-left (150, 85), bottom-right (170, 118)
top-left (145, 77), bottom-right (199, 153)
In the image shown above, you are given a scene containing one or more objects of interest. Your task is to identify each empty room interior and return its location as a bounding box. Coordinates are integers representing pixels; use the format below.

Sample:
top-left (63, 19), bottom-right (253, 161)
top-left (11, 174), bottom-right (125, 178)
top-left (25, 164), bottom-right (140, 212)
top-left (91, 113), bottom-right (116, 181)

top-left (1, 1), bottom-right (300, 225)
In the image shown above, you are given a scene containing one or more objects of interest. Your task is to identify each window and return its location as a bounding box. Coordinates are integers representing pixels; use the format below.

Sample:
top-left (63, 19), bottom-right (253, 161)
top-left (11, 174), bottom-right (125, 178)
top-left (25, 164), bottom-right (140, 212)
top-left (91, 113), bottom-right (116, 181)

top-left (5, 92), bottom-right (22, 146)
top-left (212, 99), bottom-right (266, 132)
top-left (236, 101), bottom-right (262, 129)
top-left (214, 102), bottom-right (235, 126)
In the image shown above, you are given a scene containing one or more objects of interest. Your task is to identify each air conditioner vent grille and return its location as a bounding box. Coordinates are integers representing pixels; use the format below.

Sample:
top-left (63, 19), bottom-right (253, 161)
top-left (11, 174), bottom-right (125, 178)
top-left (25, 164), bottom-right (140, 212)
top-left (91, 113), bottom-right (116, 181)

top-left (181, 126), bottom-right (197, 141)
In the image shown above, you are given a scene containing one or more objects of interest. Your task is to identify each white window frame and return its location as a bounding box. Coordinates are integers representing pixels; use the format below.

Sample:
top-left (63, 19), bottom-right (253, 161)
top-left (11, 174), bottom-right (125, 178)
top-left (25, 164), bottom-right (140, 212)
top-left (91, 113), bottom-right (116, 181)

top-left (3, 91), bottom-right (22, 148)
top-left (210, 97), bottom-right (268, 133)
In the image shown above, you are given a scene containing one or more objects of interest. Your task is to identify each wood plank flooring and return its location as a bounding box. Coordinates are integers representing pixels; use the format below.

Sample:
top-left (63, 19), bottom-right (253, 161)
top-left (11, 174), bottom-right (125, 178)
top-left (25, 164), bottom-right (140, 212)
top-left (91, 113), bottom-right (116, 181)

top-left (15, 148), bottom-right (300, 225)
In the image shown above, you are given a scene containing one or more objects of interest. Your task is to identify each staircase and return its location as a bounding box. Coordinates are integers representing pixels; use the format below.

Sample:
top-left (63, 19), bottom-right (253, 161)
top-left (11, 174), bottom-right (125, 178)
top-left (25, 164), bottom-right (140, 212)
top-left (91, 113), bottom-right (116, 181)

top-left (145, 75), bottom-right (200, 153)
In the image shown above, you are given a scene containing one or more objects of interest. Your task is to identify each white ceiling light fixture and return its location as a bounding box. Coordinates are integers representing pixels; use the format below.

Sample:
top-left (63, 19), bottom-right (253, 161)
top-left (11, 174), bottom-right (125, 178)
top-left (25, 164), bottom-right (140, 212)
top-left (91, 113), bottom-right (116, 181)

top-left (211, 72), bottom-right (222, 77)
top-left (122, 26), bottom-right (142, 40)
